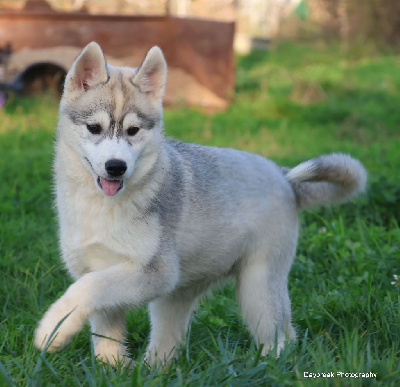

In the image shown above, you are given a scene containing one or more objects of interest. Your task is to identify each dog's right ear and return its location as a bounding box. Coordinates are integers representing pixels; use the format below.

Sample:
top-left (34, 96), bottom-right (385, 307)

top-left (64, 42), bottom-right (109, 94)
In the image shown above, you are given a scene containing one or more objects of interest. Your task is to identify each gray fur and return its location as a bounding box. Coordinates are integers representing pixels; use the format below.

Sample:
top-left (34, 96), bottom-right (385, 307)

top-left (35, 42), bottom-right (367, 367)
top-left (145, 142), bottom-right (185, 235)
top-left (286, 153), bottom-right (367, 209)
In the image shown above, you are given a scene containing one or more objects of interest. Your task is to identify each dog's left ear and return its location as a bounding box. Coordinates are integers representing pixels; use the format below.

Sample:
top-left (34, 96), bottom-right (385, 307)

top-left (131, 46), bottom-right (167, 100)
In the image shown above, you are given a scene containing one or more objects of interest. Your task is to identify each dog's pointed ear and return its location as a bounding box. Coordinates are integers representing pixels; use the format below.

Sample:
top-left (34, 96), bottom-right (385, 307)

top-left (65, 42), bottom-right (109, 94)
top-left (131, 46), bottom-right (167, 100)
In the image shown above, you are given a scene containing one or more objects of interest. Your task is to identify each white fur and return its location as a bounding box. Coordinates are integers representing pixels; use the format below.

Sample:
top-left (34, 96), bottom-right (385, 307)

top-left (35, 42), bottom-right (367, 367)
top-left (285, 160), bottom-right (315, 181)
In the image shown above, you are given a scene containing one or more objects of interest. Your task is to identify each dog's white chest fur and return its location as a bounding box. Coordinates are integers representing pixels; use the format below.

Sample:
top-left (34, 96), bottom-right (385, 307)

top-left (57, 178), bottom-right (161, 276)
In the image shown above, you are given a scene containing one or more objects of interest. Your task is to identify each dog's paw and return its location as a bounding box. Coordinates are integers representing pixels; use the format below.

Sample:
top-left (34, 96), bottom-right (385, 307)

top-left (35, 299), bottom-right (85, 351)
top-left (145, 345), bottom-right (178, 367)
top-left (95, 340), bottom-right (134, 369)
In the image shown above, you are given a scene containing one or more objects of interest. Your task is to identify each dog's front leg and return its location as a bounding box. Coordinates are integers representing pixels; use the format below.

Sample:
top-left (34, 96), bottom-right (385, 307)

top-left (90, 309), bottom-right (132, 368)
top-left (35, 258), bottom-right (179, 352)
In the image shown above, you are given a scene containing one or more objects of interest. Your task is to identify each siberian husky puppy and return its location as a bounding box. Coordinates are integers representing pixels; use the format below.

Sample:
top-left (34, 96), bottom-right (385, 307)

top-left (35, 42), bottom-right (367, 366)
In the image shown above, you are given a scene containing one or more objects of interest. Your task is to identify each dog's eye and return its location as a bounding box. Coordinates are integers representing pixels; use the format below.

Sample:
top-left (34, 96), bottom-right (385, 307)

top-left (86, 124), bottom-right (102, 135)
top-left (127, 126), bottom-right (140, 136)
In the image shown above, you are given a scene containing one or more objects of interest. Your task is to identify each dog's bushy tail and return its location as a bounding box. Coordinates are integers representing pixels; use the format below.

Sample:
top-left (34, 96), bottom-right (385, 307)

top-left (285, 153), bottom-right (367, 211)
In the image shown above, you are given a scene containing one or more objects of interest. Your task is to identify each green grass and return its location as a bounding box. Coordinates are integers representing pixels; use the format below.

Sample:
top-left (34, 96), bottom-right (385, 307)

top-left (1, 43), bottom-right (399, 386)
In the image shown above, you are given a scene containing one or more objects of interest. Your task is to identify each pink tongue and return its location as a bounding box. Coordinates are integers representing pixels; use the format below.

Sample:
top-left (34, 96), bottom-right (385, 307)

top-left (100, 178), bottom-right (121, 196)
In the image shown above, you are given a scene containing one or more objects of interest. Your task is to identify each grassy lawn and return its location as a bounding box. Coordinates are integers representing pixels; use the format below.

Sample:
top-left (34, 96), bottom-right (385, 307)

top-left (0, 43), bottom-right (399, 386)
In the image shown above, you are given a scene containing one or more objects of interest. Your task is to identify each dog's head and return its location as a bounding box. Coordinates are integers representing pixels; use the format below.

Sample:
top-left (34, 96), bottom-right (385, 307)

top-left (58, 42), bottom-right (167, 196)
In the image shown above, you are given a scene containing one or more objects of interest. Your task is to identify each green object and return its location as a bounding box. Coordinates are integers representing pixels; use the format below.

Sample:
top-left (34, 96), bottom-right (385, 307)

top-left (295, 0), bottom-right (309, 20)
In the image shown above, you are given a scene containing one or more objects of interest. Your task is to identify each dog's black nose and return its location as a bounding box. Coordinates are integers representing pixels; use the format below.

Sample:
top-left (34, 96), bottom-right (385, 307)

top-left (105, 159), bottom-right (127, 177)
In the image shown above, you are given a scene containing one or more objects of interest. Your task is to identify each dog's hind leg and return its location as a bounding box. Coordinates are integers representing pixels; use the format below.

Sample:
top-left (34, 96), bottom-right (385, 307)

top-left (146, 284), bottom-right (209, 365)
top-left (236, 227), bottom-right (298, 355)
top-left (90, 308), bottom-right (132, 367)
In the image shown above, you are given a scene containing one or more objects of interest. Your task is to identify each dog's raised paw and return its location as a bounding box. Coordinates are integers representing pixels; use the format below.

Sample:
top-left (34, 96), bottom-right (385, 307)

top-left (34, 299), bottom-right (85, 351)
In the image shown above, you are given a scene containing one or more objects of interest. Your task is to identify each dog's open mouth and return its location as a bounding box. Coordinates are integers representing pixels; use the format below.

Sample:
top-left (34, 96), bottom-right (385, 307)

top-left (97, 177), bottom-right (124, 196)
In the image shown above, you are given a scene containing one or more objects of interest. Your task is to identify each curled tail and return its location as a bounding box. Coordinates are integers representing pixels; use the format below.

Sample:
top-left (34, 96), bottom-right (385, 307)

top-left (285, 153), bottom-right (367, 211)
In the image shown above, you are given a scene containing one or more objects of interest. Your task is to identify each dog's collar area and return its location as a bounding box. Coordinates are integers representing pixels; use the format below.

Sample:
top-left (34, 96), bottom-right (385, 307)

top-left (97, 176), bottom-right (124, 196)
